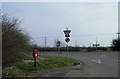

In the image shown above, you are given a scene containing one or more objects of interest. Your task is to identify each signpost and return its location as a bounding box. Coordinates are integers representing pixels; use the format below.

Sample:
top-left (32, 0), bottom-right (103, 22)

top-left (57, 40), bottom-right (61, 55)
top-left (63, 28), bottom-right (71, 58)
top-left (57, 40), bottom-right (61, 47)
top-left (92, 43), bottom-right (100, 51)
top-left (92, 44), bottom-right (100, 47)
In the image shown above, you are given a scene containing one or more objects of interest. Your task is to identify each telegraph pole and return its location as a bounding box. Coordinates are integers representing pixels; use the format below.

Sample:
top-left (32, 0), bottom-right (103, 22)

top-left (89, 42), bottom-right (92, 52)
top-left (45, 36), bottom-right (47, 47)
top-left (89, 42), bottom-right (92, 47)
top-left (75, 40), bottom-right (77, 47)
top-left (117, 32), bottom-right (120, 40)
top-left (96, 37), bottom-right (98, 51)
top-left (44, 36), bottom-right (47, 52)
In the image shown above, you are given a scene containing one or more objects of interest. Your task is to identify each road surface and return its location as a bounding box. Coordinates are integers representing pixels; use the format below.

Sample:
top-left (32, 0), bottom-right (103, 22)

top-left (39, 51), bottom-right (118, 77)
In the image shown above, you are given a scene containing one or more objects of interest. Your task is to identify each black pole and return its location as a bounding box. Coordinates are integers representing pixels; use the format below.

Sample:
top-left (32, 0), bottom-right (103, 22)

top-left (118, 33), bottom-right (120, 40)
top-left (34, 58), bottom-right (36, 67)
top-left (67, 42), bottom-right (68, 58)
top-left (58, 46), bottom-right (59, 56)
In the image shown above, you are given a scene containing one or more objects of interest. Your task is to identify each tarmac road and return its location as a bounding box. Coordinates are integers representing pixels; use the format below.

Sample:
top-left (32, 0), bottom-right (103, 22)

top-left (39, 51), bottom-right (118, 77)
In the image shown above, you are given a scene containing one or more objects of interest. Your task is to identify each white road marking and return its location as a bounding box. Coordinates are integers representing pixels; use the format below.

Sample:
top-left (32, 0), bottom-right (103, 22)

top-left (91, 59), bottom-right (102, 64)
top-left (115, 59), bottom-right (118, 62)
top-left (101, 55), bottom-right (106, 57)
top-left (98, 60), bottom-right (101, 64)
top-left (112, 58), bottom-right (118, 62)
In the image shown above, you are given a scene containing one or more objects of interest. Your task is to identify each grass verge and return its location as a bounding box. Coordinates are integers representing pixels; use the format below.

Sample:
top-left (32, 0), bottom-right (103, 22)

top-left (2, 55), bottom-right (79, 77)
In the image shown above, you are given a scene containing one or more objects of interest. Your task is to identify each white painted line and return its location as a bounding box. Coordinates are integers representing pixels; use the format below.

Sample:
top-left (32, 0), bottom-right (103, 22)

top-left (101, 55), bottom-right (106, 57)
top-left (115, 59), bottom-right (118, 62)
top-left (114, 59), bottom-right (118, 62)
top-left (112, 58), bottom-right (118, 62)
top-left (98, 60), bottom-right (101, 64)
top-left (91, 59), bottom-right (102, 64)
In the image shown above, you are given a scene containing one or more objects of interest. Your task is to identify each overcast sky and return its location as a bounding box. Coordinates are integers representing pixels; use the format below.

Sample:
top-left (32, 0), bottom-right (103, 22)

top-left (2, 2), bottom-right (118, 47)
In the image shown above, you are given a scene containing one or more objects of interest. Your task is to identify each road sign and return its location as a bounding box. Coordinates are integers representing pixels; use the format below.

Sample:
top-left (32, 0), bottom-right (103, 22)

top-left (93, 44), bottom-right (100, 47)
top-left (65, 38), bottom-right (70, 43)
top-left (63, 28), bottom-right (71, 37)
top-left (65, 35), bottom-right (70, 37)
top-left (57, 41), bottom-right (61, 47)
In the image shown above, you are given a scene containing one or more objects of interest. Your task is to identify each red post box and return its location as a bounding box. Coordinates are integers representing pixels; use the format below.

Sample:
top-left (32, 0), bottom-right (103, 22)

top-left (33, 48), bottom-right (38, 67)
top-left (33, 49), bottom-right (38, 58)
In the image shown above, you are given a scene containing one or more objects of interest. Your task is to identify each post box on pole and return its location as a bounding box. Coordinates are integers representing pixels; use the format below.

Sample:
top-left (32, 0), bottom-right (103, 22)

top-left (33, 48), bottom-right (38, 67)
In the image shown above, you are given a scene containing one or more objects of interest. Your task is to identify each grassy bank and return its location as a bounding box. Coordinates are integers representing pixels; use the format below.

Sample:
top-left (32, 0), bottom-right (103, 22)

top-left (2, 55), bottom-right (78, 77)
